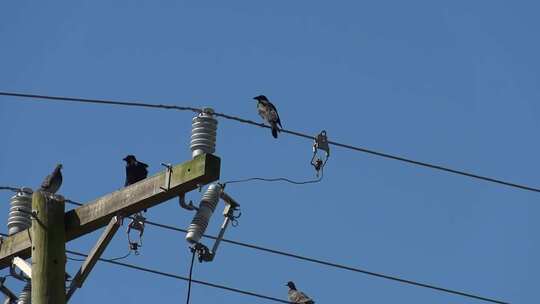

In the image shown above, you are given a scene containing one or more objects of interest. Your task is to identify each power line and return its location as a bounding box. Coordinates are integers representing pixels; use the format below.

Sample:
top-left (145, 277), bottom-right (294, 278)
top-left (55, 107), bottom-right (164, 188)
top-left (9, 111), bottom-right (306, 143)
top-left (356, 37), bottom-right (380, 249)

top-left (144, 220), bottom-right (508, 304)
top-left (1, 90), bottom-right (539, 194)
top-left (59, 200), bottom-right (507, 304)
top-left (0, 195), bottom-right (509, 303)
top-left (65, 250), bottom-right (291, 304)
top-left (0, 230), bottom-right (290, 303)
top-left (0, 187), bottom-right (20, 192)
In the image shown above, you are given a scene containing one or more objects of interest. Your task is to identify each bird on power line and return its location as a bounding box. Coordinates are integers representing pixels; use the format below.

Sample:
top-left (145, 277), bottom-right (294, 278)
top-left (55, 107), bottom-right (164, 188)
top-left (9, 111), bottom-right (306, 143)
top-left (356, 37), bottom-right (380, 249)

top-left (253, 95), bottom-right (282, 138)
top-left (39, 164), bottom-right (63, 194)
top-left (123, 155), bottom-right (148, 187)
top-left (286, 281), bottom-right (315, 304)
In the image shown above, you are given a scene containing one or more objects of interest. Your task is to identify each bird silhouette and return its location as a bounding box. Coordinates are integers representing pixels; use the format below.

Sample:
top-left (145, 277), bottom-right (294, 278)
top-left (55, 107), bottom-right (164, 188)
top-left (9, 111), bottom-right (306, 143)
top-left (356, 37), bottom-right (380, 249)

top-left (286, 281), bottom-right (315, 304)
top-left (123, 155), bottom-right (148, 187)
top-left (39, 164), bottom-right (63, 194)
top-left (253, 95), bottom-right (282, 138)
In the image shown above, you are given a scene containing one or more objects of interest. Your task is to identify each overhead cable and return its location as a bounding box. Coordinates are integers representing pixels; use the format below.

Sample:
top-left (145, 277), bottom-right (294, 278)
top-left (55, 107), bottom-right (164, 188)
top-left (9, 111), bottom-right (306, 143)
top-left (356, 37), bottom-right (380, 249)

top-left (1, 91), bottom-right (538, 194)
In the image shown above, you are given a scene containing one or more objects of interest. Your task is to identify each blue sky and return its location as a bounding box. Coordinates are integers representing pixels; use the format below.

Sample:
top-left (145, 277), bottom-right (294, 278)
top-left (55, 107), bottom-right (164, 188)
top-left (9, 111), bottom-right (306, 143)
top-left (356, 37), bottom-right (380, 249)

top-left (1, 1), bottom-right (538, 303)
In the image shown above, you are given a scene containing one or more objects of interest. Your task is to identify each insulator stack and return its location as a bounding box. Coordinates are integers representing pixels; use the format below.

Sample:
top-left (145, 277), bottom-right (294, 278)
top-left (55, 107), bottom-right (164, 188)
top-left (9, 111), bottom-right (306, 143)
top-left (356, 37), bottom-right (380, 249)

top-left (185, 183), bottom-right (221, 244)
top-left (7, 188), bottom-right (32, 235)
top-left (190, 108), bottom-right (217, 158)
top-left (17, 282), bottom-right (31, 304)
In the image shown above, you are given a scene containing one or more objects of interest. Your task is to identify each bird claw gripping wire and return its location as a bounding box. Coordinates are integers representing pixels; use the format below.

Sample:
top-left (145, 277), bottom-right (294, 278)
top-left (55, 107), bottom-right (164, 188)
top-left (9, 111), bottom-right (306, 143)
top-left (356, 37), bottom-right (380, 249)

top-left (127, 213), bottom-right (146, 255)
top-left (311, 130), bottom-right (330, 176)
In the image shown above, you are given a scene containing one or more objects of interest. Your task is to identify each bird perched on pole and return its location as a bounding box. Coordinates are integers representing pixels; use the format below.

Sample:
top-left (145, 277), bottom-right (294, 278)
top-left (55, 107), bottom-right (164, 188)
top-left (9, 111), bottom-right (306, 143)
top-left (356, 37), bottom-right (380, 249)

top-left (253, 95), bottom-right (282, 138)
top-left (123, 155), bottom-right (149, 187)
top-left (39, 164), bottom-right (63, 194)
top-left (286, 281), bottom-right (315, 304)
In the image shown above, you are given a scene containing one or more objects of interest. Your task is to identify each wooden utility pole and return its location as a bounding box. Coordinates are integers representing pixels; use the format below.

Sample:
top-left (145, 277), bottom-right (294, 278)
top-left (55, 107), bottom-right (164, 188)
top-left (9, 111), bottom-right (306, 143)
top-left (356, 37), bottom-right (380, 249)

top-left (31, 191), bottom-right (66, 304)
top-left (0, 153), bottom-right (220, 302)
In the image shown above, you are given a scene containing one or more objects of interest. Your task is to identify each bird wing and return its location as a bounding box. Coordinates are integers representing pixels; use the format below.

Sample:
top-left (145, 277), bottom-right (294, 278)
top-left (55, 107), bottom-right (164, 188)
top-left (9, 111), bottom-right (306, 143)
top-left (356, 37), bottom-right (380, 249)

top-left (40, 174), bottom-right (52, 189)
top-left (289, 290), bottom-right (313, 303)
top-left (139, 161), bottom-right (149, 168)
top-left (267, 102), bottom-right (282, 128)
top-left (124, 166), bottom-right (131, 187)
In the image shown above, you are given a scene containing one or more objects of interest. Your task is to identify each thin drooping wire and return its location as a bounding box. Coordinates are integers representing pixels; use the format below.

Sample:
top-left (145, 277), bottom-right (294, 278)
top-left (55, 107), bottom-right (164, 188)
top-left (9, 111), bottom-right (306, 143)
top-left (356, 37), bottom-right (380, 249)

top-left (65, 250), bottom-right (291, 304)
top-left (66, 255), bottom-right (86, 262)
top-left (65, 250), bottom-right (131, 262)
top-left (223, 156), bottom-right (325, 186)
top-left (61, 200), bottom-right (507, 304)
top-left (0, 187), bottom-right (20, 192)
top-left (1, 90), bottom-right (539, 194)
top-left (223, 173), bottom-right (323, 186)
top-left (186, 247), bottom-right (197, 304)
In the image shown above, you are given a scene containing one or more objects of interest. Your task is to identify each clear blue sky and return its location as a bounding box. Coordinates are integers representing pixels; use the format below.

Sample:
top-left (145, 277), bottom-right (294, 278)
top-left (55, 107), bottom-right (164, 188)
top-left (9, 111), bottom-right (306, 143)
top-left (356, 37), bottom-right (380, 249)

top-left (1, 1), bottom-right (538, 303)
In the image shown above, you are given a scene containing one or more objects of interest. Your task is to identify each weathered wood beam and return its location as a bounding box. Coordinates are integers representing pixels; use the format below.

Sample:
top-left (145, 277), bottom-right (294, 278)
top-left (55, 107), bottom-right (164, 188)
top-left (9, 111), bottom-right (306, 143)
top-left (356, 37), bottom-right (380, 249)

top-left (32, 191), bottom-right (66, 304)
top-left (66, 216), bottom-right (121, 301)
top-left (0, 153), bottom-right (220, 269)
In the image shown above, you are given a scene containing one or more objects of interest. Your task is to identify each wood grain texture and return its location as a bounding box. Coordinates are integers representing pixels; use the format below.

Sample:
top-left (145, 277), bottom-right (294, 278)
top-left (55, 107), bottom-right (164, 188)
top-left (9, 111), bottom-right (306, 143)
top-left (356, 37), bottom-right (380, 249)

top-left (31, 191), bottom-right (66, 304)
top-left (0, 153), bottom-right (220, 269)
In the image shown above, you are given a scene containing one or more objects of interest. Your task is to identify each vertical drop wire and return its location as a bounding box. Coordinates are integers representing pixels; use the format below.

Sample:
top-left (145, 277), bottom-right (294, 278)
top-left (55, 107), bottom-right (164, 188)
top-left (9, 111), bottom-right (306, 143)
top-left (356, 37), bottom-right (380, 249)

top-left (186, 248), bottom-right (197, 304)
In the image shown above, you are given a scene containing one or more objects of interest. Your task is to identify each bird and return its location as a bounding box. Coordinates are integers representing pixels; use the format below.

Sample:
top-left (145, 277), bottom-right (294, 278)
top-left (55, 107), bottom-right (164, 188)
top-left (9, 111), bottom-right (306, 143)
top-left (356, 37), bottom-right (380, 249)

top-left (39, 164), bottom-right (63, 194)
top-left (123, 155), bottom-right (149, 187)
top-left (253, 95), bottom-right (282, 138)
top-left (286, 281), bottom-right (315, 304)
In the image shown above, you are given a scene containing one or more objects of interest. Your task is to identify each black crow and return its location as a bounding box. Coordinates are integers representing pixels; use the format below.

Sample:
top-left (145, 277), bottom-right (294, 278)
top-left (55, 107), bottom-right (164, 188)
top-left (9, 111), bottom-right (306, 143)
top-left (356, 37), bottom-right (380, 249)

top-left (123, 155), bottom-right (148, 187)
top-left (39, 164), bottom-right (63, 194)
top-left (286, 281), bottom-right (315, 304)
top-left (253, 95), bottom-right (282, 138)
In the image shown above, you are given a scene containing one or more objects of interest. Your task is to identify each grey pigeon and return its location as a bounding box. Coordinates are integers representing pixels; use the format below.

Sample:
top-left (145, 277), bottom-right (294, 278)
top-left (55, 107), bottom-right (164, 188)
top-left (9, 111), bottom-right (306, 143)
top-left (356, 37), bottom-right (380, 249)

top-left (286, 281), bottom-right (315, 304)
top-left (123, 155), bottom-right (148, 187)
top-left (253, 95), bottom-right (282, 138)
top-left (39, 164), bottom-right (63, 194)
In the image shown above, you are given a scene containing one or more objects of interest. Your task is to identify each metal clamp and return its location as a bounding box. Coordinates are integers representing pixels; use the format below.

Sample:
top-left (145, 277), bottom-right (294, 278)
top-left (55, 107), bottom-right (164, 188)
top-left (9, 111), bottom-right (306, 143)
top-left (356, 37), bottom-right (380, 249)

top-left (160, 163), bottom-right (173, 191)
top-left (179, 193), bottom-right (198, 211)
top-left (311, 130), bottom-right (330, 176)
top-left (127, 213), bottom-right (146, 255)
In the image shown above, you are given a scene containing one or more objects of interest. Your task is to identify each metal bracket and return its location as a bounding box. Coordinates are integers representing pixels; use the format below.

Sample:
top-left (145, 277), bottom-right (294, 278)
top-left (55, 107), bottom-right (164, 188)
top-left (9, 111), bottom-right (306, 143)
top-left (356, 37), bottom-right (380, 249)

top-left (196, 189), bottom-right (240, 263)
top-left (159, 163), bottom-right (173, 191)
top-left (127, 214), bottom-right (145, 255)
top-left (66, 216), bottom-right (122, 302)
top-left (179, 193), bottom-right (198, 211)
top-left (311, 130), bottom-right (330, 176)
top-left (0, 277), bottom-right (18, 303)
top-left (12, 257), bottom-right (31, 279)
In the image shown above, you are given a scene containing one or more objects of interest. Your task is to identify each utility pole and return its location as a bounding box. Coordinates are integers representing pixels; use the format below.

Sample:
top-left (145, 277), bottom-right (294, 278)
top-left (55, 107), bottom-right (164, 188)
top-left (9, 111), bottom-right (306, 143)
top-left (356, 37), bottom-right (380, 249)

top-left (0, 153), bottom-right (220, 303)
top-left (31, 191), bottom-right (66, 304)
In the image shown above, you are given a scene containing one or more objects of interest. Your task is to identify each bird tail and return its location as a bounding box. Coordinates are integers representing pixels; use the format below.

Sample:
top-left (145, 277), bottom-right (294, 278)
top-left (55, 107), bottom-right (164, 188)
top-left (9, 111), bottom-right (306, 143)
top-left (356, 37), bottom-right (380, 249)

top-left (271, 125), bottom-right (280, 138)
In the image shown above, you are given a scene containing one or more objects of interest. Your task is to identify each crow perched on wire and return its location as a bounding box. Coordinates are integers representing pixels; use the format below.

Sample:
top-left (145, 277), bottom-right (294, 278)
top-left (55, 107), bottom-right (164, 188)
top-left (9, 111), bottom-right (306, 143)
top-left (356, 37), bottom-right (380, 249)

top-left (286, 281), bottom-right (315, 304)
top-left (253, 95), bottom-right (282, 138)
top-left (39, 164), bottom-right (63, 194)
top-left (123, 155), bottom-right (148, 187)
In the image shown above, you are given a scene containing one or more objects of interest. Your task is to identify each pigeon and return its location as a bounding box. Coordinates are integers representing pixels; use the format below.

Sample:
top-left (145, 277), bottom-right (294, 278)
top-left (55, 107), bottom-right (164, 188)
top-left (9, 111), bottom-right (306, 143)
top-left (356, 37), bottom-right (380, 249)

top-left (286, 281), bottom-right (315, 304)
top-left (253, 95), bottom-right (282, 138)
top-left (39, 164), bottom-right (63, 194)
top-left (123, 155), bottom-right (149, 187)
